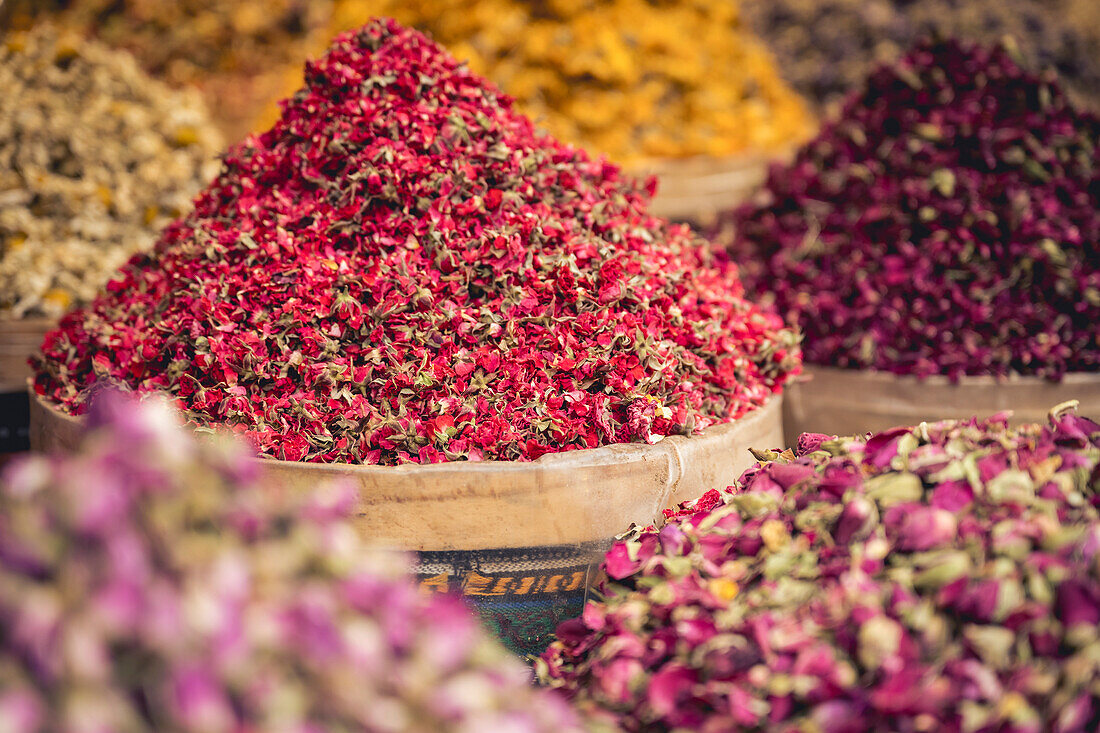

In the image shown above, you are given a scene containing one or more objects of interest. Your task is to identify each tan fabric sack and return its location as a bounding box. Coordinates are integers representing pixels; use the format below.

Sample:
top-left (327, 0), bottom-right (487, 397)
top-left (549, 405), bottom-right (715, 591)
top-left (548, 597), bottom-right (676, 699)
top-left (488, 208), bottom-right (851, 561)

top-left (784, 366), bottom-right (1100, 444)
top-left (635, 153), bottom-right (779, 223)
top-left (31, 387), bottom-right (783, 546)
top-left (0, 319), bottom-right (53, 392)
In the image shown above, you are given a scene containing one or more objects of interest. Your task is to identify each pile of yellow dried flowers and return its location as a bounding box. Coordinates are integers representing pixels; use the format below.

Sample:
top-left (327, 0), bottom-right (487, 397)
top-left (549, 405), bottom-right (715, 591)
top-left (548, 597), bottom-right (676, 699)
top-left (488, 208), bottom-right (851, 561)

top-left (331, 0), bottom-right (814, 161)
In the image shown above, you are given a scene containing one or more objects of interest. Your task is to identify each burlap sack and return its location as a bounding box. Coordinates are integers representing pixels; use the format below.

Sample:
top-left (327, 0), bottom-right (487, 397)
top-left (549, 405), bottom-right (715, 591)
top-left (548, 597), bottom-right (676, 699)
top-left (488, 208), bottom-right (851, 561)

top-left (634, 153), bottom-right (779, 224)
top-left (784, 367), bottom-right (1100, 445)
top-left (0, 318), bottom-right (53, 392)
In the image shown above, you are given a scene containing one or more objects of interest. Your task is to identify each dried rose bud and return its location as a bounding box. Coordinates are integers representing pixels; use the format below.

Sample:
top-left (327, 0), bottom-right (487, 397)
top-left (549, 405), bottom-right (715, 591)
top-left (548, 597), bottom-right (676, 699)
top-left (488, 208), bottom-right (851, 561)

top-left (832, 494), bottom-right (879, 544)
top-left (796, 432), bottom-right (832, 457)
top-left (883, 504), bottom-right (958, 551)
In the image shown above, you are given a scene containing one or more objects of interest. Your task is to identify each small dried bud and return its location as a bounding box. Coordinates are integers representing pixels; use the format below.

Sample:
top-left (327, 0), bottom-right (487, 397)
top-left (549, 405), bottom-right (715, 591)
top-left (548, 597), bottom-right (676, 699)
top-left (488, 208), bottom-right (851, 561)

top-left (864, 472), bottom-right (924, 506)
top-left (832, 495), bottom-right (879, 545)
top-left (884, 504), bottom-right (957, 552)
top-left (760, 519), bottom-right (790, 552)
top-left (857, 616), bottom-right (904, 671)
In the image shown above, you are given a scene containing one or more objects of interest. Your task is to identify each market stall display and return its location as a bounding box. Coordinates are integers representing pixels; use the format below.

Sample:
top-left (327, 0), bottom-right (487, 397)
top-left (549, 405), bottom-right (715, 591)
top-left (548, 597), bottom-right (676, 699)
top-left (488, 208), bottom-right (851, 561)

top-left (2, 0), bottom-right (1097, 712)
top-left (713, 39), bottom-right (1100, 440)
top-left (0, 390), bottom-right (589, 732)
top-left (31, 18), bottom-right (798, 655)
top-left (540, 403), bottom-right (1100, 732)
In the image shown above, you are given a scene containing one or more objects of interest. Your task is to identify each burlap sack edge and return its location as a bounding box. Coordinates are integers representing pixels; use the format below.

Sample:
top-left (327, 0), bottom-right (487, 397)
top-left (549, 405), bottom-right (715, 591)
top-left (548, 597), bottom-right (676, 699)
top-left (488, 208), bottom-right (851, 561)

top-left (0, 318), bottom-right (56, 393)
top-left (30, 383), bottom-right (785, 550)
top-left (784, 365), bottom-right (1100, 445)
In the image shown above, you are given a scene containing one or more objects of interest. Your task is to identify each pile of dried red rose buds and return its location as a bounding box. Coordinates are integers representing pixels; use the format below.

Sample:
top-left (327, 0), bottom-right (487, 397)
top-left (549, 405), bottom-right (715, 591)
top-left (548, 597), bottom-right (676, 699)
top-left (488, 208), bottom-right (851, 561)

top-left (539, 403), bottom-right (1100, 732)
top-left (33, 18), bottom-right (799, 465)
top-left (715, 39), bottom-right (1099, 381)
top-left (0, 391), bottom-right (588, 732)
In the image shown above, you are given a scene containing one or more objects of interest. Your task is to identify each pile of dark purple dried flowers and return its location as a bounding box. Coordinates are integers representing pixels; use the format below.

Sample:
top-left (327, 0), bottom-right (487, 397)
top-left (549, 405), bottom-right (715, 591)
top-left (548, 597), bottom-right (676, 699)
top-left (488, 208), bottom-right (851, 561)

top-left (540, 402), bottom-right (1100, 732)
top-left (716, 39), bottom-right (1099, 381)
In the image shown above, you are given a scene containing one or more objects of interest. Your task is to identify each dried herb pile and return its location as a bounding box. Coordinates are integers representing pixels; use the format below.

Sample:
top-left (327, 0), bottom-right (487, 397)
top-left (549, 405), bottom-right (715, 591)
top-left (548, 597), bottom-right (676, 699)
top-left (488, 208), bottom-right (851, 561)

top-left (743, 0), bottom-right (1100, 110)
top-left (1, 0), bottom-right (334, 142)
top-left (539, 403), bottom-right (1100, 731)
top-left (329, 0), bottom-right (815, 161)
top-left (715, 39), bottom-right (1100, 381)
top-left (34, 19), bottom-right (799, 465)
top-left (0, 391), bottom-right (586, 732)
top-left (0, 27), bottom-right (222, 320)
top-left (6, 1), bottom-right (814, 159)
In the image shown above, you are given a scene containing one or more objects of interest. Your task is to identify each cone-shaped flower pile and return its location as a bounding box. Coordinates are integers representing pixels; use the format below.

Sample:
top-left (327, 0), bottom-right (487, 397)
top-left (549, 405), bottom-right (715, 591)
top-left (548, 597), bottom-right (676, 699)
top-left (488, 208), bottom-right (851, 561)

top-left (34, 18), bottom-right (798, 465)
top-left (540, 404), bottom-right (1100, 731)
top-left (716, 39), bottom-right (1099, 380)
top-left (0, 391), bottom-right (586, 732)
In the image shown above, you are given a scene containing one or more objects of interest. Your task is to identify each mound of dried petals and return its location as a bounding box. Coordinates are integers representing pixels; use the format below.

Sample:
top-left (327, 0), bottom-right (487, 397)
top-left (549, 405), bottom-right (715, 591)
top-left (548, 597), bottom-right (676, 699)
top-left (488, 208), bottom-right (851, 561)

top-left (0, 391), bottom-right (585, 732)
top-left (33, 18), bottom-right (798, 464)
top-left (715, 39), bottom-right (1099, 381)
top-left (539, 404), bottom-right (1100, 732)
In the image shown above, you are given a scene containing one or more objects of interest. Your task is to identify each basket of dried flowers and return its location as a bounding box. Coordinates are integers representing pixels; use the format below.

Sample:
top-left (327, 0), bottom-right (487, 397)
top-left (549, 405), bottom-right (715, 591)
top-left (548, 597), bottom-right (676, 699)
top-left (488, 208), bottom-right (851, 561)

top-left (28, 20), bottom-right (797, 657)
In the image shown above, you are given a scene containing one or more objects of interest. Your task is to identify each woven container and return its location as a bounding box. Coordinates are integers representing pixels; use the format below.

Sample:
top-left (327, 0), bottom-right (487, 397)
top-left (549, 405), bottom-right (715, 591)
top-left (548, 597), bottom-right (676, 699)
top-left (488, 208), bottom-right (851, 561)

top-left (31, 386), bottom-right (783, 655)
top-left (635, 151), bottom-right (789, 225)
top-left (783, 366), bottom-right (1100, 444)
top-left (0, 319), bottom-right (54, 453)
